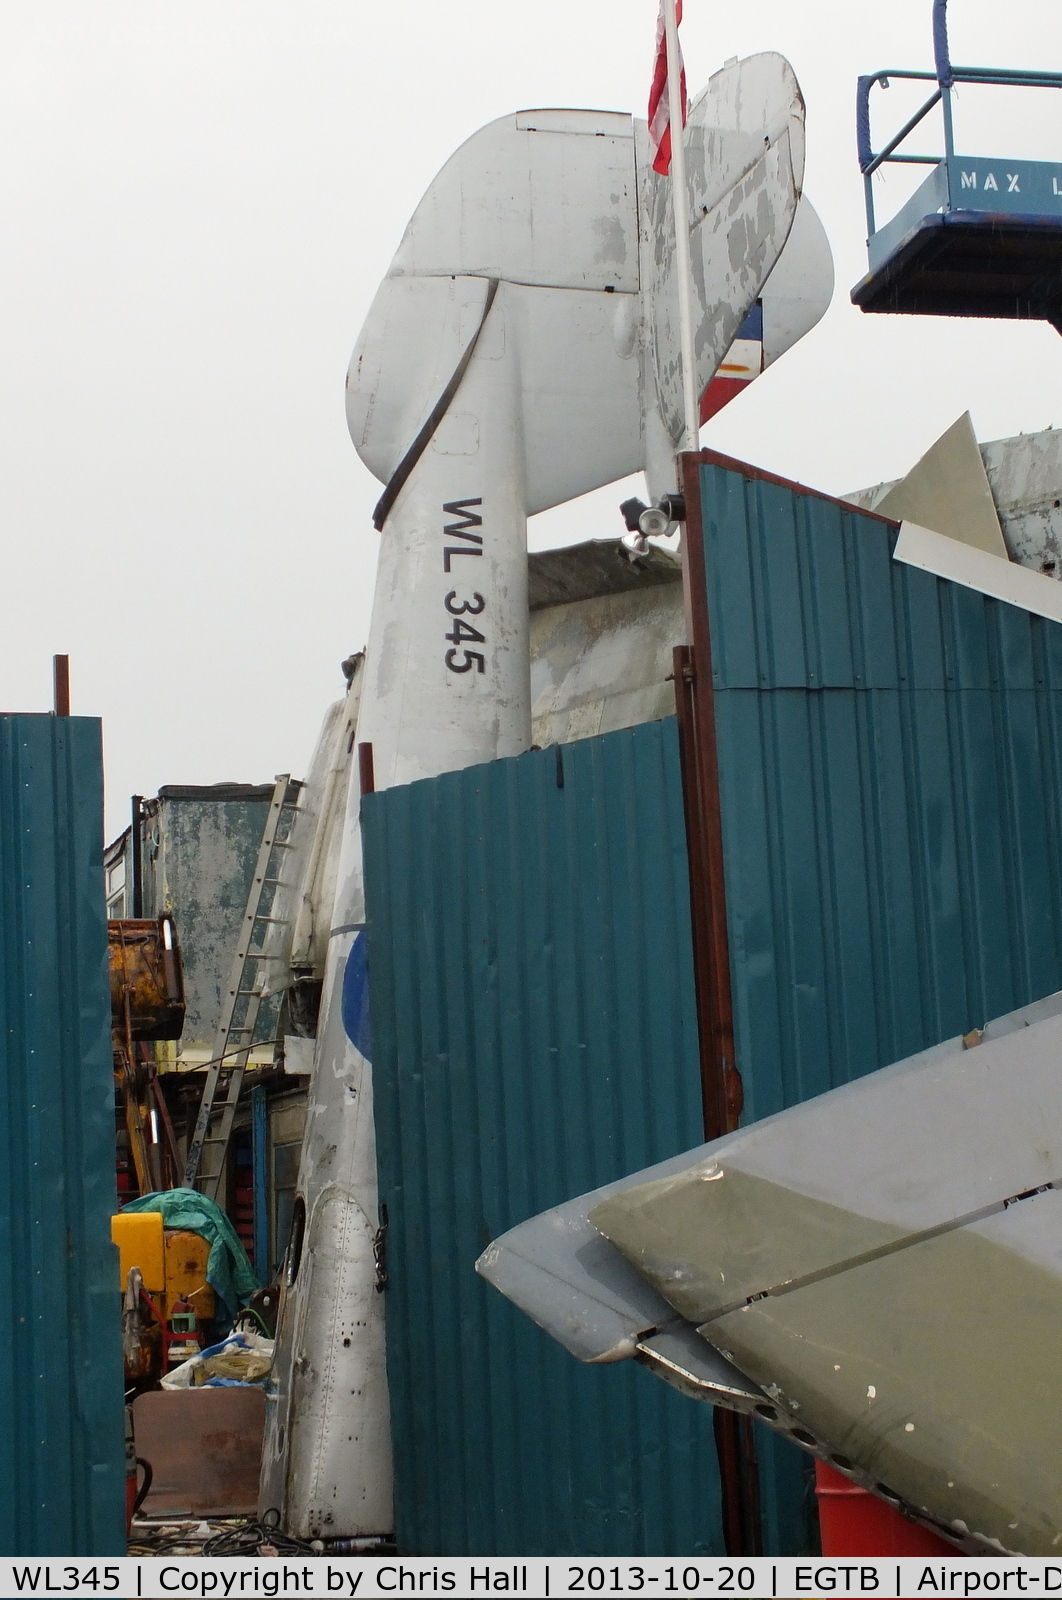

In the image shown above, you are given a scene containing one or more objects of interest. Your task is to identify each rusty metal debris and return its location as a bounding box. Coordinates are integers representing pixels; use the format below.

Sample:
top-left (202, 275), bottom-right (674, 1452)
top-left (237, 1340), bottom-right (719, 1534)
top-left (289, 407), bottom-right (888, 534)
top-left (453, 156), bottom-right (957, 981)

top-left (110, 916), bottom-right (185, 1194)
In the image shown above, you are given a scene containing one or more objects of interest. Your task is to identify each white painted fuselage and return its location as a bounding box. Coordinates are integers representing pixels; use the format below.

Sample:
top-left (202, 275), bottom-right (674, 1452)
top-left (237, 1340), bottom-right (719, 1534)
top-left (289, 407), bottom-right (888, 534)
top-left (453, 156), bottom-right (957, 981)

top-left (264, 59), bottom-right (826, 1542)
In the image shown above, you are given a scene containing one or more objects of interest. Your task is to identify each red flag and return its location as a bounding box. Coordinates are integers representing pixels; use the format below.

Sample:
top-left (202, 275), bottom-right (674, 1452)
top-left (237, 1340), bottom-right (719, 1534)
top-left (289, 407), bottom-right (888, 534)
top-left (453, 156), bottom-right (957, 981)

top-left (648, 0), bottom-right (687, 176)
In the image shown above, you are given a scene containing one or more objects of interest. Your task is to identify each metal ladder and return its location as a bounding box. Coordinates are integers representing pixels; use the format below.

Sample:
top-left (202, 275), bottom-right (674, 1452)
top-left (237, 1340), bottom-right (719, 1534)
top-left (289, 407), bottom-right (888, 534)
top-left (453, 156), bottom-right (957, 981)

top-left (183, 774), bottom-right (299, 1200)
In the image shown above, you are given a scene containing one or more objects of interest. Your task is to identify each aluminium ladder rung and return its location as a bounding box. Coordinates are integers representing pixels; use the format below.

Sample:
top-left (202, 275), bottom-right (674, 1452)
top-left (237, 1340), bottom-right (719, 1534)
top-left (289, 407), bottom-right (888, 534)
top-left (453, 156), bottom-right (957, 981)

top-left (183, 772), bottom-right (297, 1193)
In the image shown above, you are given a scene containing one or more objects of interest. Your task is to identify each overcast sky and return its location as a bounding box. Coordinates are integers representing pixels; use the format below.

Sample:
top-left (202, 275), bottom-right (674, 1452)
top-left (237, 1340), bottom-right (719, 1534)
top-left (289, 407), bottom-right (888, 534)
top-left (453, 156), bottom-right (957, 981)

top-left (0, 2), bottom-right (1059, 835)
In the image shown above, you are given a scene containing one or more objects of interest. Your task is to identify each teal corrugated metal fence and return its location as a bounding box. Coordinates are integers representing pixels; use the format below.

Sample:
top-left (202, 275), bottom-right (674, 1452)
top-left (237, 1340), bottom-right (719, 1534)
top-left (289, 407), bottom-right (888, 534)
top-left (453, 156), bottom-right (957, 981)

top-left (697, 457), bottom-right (1062, 1121)
top-left (362, 456), bottom-right (1062, 1559)
top-left (0, 715), bottom-right (125, 1554)
top-left (363, 721), bottom-right (744, 1557)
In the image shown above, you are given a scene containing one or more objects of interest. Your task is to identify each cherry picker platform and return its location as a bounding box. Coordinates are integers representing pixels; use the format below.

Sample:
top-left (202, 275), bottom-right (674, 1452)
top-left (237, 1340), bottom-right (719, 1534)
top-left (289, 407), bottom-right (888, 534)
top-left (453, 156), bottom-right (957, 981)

top-left (851, 0), bottom-right (1062, 329)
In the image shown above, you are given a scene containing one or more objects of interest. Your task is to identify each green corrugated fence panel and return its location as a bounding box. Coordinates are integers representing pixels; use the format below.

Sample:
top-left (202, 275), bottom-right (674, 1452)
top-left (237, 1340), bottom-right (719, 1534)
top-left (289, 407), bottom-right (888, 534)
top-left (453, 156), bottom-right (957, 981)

top-left (363, 721), bottom-right (815, 1556)
top-left (0, 716), bottom-right (125, 1555)
top-left (698, 459), bottom-right (1062, 1126)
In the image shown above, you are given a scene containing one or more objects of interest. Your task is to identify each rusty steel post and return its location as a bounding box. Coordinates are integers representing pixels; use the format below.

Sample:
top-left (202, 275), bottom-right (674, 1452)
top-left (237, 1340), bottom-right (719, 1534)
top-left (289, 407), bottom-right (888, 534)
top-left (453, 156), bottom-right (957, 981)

top-left (52, 654), bottom-right (70, 717)
top-left (358, 741), bottom-right (376, 797)
top-left (675, 450), bottom-right (762, 1557)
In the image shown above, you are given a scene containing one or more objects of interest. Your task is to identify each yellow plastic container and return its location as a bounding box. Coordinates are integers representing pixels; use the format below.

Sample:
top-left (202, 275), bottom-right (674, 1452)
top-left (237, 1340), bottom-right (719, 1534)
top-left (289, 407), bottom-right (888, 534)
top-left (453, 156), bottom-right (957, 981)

top-left (111, 1211), bottom-right (165, 1293)
top-left (163, 1230), bottom-right (214, 1321)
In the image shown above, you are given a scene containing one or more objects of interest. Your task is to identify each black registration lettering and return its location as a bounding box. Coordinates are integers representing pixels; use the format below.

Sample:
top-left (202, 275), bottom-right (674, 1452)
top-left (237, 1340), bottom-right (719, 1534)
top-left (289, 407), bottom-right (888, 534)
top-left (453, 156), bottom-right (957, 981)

top-left (444, 590), bottom-right (485, 616)
top-left (443, 499), bottom-right (487, 669)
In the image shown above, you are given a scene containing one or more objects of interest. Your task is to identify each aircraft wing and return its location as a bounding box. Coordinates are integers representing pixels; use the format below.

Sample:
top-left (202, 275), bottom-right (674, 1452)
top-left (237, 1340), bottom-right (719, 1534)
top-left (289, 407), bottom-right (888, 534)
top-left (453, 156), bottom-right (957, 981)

top-left (478, 990), bottom-right (1062, 1555)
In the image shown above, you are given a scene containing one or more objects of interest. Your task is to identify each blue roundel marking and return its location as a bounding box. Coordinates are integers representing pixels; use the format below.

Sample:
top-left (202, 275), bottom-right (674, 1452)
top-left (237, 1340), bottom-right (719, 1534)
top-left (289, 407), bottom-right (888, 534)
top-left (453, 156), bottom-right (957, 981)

top-left (341, 929), bottom-right (373, 1062)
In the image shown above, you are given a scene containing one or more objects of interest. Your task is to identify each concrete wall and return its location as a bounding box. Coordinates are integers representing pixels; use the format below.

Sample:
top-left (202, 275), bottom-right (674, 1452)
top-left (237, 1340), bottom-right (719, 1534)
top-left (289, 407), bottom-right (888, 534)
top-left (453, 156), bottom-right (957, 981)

top-left (531, 582), bottom-right (682, 745)
top-left (528, 541), bottom-right (682, 746)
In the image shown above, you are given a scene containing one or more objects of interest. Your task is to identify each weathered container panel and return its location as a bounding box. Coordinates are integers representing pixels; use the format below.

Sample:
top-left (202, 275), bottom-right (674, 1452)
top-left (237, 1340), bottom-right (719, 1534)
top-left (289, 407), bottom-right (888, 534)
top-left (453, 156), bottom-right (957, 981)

top-left (0, 715), bottom-right (125, 1554)
top-left (363, 721), bottom-right (757, 1556)
top-left (151, 787), bottom-right (274, 1059)
top-left (692, 455), bottom-right (1062, 1123)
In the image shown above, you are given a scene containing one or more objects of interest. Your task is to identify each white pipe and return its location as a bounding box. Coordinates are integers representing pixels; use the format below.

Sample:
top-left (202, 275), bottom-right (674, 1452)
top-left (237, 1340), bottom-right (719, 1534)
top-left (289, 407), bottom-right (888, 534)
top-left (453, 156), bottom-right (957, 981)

top-left (663, 0), bottom-right (699, 454)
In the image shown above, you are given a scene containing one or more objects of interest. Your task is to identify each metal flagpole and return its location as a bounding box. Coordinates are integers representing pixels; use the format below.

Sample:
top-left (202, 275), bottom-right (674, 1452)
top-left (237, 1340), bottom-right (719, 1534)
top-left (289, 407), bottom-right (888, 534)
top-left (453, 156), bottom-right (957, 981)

top-left (662, 0), bottom-right (699, 453)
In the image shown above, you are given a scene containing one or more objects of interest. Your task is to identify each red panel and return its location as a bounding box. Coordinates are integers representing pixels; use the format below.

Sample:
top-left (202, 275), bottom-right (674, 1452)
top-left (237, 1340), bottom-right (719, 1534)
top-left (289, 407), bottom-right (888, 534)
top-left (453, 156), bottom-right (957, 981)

top-left (815, 1462), bottom-right (955, 1556)
top-left (699, 375), bottom-right (750, 424)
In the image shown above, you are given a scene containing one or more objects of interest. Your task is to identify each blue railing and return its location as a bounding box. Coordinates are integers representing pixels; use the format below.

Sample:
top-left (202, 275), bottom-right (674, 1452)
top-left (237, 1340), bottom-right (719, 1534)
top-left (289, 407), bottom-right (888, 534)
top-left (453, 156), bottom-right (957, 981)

top-left (857, 0), bottom-right (1062, 239)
